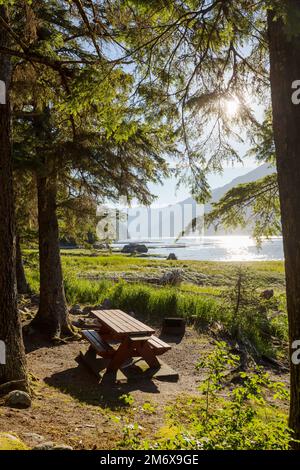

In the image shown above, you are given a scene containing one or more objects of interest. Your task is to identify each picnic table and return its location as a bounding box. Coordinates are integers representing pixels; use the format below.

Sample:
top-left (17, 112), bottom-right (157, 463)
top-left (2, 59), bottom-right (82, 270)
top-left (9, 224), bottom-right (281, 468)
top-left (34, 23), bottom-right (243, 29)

top-left (81, 309), bottom-right (171, 379)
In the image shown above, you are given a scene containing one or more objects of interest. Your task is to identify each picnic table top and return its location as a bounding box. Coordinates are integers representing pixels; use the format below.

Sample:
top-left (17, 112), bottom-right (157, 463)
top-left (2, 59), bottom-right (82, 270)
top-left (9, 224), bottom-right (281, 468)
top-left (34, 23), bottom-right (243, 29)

top-left (92, 309), bottom-right (155, 336)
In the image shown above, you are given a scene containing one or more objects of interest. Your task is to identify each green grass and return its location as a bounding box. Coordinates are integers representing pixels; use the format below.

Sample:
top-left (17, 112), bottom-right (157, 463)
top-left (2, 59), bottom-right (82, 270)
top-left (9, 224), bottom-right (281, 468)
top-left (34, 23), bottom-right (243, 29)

top-left (25, 257), bottom-right (222, 324)
top-left (109, 282), bottom-right (221, 323)
top-left (149, 394), bottom-right (290, 450)
top-left (25, 269), bottom-right (288, 355)
top-left (24, 249), bottom-right (286, 287)
top-left (63, 274), bottom-right (221, 325)
top-left (23, 249), bottom-right (288, 356)
top-left (62, 257), bottom-right (285, 289)
top-left (179, 283), bottom-right (224, 296)
top-left (64, 276), bottom-right (113, 305)
top-left (117, 365), bottom-right (291, 450)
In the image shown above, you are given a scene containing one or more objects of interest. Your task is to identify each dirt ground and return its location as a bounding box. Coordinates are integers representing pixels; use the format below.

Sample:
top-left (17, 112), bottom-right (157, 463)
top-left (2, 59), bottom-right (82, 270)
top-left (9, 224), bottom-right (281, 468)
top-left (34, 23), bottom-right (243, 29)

top-left (0, 322), bottom-right (224, 450)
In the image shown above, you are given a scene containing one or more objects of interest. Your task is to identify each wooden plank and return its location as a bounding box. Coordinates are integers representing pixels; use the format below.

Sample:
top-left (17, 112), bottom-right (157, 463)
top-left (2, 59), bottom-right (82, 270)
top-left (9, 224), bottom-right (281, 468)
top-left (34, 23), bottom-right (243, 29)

top-left (148, 335), bottom-right (171, 348)
top-left (92, 309), bottom-right (155, 335)
top-left (92, 310), bottom-right (127, 334)
top-left (129, 335), bottom-right (151, 342)
top-left (108, 309), bottom-right (142, 332)
top-left (89, 330), bottom-right (113, 350)
top-left (111, 309), bottom-right (153, 332)
top-left (135, 341), bottom-right (160, 369)
top-left (110, 310), bottom-right (141, 332)
top-left (103, 309), bottom-right (145, 331)
top-left (78, 348), bottom-right (110, 382)
top-left (110, 309), bottom-right (155, 333)
top-left (96, 310), bottom-right (132, 333)
top-left (99, 311), bottom-right (135, 334)
top-left (148, 335), bottom-right (171, 352)
top-left (93, 309), bottom-right (147, 331)
top-left (82, 330), bottom-right (114, 356)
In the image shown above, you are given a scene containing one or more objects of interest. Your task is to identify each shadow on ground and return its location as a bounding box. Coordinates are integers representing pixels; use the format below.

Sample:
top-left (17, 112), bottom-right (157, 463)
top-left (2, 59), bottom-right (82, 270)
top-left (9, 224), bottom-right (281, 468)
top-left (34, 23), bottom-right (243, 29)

top-left (23, 331), bottom-right (55, 354)
top-left (44, 362), bottom-right (160, 410)
top-left (159, 333), bottom-right (185, 345)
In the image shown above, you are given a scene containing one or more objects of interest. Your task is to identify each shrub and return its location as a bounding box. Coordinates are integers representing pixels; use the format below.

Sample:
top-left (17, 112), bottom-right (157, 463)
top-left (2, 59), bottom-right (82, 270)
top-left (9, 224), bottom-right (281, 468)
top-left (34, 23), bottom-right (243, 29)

top-left (117, 342), bottom-right (293, 450)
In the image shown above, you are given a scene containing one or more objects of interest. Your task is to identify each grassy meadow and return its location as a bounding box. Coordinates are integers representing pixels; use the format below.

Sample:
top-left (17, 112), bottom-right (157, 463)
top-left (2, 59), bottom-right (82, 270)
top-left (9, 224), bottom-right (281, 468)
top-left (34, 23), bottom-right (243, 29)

top-left (23, 249), bottom-right (288, 357)
top-left (11, 249), bottom-right (292, 450)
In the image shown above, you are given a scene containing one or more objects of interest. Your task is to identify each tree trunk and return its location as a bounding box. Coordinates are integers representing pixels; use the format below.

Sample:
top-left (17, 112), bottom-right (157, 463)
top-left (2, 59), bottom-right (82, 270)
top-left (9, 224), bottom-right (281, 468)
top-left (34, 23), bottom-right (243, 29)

top-left (0, 6), bottom-right (29, 392)
top-left (30, 169), bottom-right (74, 339)
top-left (268, 1), bottom-right (300, 445)
top-left (16, 235), bottom-right (30, 295)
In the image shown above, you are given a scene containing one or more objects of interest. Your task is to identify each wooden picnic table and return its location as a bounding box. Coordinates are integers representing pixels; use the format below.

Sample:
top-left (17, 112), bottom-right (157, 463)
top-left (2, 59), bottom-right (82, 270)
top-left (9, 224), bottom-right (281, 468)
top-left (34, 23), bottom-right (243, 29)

top-left (82, 309), bottom-right (171, 376)
top-left (93, 309), bottom-right (155, 337)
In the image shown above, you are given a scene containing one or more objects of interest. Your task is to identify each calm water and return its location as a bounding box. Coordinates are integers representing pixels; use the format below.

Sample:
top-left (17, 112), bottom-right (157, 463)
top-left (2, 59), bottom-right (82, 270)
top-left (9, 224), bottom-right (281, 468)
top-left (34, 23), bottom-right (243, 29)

top-left (117, 236), bottom-right (284, 261)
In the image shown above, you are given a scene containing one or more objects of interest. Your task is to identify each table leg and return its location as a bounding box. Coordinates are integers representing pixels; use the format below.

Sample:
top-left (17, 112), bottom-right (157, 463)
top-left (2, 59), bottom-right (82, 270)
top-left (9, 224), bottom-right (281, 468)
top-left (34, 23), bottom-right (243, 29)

top-left (135, 341), bottom-right (160, 369)
top-left (106, 338), bottom-right (133, 372)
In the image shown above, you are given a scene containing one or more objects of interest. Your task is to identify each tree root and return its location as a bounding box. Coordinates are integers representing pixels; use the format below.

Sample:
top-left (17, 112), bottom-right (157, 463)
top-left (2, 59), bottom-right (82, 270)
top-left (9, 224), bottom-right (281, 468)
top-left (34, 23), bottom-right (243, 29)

top-left (28, 314), bottom-right (79, 341)
top-left (0, 379), bottom-right (28, 397)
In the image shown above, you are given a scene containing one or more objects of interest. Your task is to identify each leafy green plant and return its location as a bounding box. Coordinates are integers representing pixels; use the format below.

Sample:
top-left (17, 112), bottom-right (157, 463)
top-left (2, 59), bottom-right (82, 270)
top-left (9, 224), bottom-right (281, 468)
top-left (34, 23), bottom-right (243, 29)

top-left (142, 402), bottom-right (156, 415)
top-left (116, 423), bottom-right (143, 450)
top-left (118, 394), bottom-right (135, 407)
top-left (196, 341), bottom-right (239, 419)
top-left (224, 267), bottom-right (284, 355)
top-left (117, 342), bottom-right (293, 450)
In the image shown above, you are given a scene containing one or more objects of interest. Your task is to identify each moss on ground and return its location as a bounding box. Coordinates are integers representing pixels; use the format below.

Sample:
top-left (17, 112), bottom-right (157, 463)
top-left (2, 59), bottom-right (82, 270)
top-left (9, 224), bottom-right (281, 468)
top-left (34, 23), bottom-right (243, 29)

top-left (0, 433), bottom-right (28, 450)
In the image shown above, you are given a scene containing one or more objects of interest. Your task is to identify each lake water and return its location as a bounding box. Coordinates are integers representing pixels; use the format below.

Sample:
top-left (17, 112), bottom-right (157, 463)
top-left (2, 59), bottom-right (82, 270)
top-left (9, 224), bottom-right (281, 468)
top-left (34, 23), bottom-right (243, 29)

top-left (116, 236), bottom-right (284, 262)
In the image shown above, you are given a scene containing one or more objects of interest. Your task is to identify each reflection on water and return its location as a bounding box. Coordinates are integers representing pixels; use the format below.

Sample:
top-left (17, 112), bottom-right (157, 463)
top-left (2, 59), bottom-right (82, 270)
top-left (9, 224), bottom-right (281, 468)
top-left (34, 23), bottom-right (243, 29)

top-left (129, 236), bottom-right (284, 261)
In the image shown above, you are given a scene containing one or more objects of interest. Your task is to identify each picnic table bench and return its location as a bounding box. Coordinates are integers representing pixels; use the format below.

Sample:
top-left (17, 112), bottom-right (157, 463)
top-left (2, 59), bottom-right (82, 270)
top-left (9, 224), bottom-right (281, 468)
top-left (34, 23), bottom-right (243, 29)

top-left (81, 309), bottom-right (172, 380)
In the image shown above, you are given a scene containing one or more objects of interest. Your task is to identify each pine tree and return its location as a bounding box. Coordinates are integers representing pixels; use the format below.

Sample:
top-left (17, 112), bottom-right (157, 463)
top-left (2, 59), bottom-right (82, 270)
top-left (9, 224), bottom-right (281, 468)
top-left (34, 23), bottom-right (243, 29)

top-left (102, 0), bottom-right (300, 443)
top-left (0, 4), bottom-right (29, 393)
top-left (1, 0), bottom-right (176, 339)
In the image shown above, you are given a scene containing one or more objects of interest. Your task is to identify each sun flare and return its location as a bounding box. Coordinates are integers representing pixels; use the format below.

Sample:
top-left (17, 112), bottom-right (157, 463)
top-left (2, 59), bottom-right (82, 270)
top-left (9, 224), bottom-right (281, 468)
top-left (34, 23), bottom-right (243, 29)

top-left (224, 98), bottom-right (240, 118)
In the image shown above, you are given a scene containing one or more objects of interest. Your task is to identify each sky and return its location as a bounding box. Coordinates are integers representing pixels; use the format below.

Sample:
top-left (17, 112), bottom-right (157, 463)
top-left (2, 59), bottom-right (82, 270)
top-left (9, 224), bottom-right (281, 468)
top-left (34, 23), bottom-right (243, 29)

top-left (148, 96), bottom-right (264, 207)
top-left (103, 19), bottom-right (266, 210)
top-left (148, 161), bottom-right (257, 207)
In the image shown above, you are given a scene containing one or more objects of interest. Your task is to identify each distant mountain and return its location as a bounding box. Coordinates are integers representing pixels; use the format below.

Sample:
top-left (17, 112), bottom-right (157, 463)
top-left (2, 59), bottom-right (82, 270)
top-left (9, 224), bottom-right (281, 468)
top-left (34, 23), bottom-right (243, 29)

top-left (210, 163), bottom-right (275, 203)
top-left (205, 163), bottom-right (275, 235)
top-left (181, 163), bottom-right (274, 205)
top-left (118, 164), bottom-right (276, 240)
